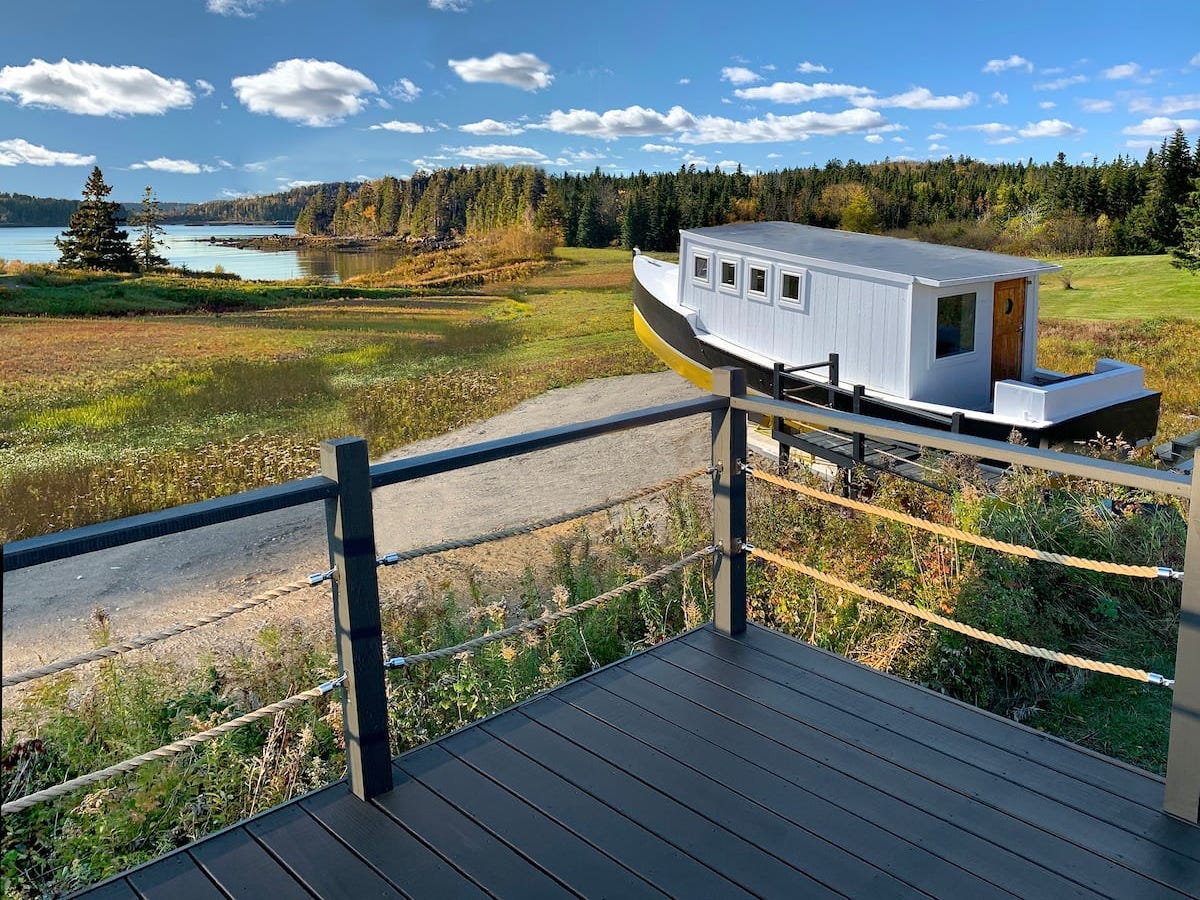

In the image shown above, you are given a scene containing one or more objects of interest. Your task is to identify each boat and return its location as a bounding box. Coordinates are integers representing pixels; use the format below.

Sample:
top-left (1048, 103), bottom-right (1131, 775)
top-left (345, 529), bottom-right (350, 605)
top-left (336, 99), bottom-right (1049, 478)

top-left (632, 222), bottom-right (1161, 446)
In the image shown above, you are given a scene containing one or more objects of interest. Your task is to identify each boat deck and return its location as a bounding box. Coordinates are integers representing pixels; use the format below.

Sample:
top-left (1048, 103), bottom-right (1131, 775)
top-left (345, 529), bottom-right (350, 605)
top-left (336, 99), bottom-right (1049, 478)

top-left (74, 623), bottom-right (1200, 899)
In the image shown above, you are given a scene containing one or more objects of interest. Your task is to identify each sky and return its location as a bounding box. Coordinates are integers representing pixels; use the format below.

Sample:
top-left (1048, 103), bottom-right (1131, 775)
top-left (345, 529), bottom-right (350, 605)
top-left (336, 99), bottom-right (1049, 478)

top-left (2, 0), bottom-right (1199, 203)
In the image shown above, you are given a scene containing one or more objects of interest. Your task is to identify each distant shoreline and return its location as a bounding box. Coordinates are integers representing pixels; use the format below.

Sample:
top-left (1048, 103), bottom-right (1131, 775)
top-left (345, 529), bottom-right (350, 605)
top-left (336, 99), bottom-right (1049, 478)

top-left (205, 233), bottom-right (460, 253)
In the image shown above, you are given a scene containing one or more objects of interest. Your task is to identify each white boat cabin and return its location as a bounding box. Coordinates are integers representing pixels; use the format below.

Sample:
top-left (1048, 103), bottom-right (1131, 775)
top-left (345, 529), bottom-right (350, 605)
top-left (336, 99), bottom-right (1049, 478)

top-left (678, 222), bottom-right (1103, 417)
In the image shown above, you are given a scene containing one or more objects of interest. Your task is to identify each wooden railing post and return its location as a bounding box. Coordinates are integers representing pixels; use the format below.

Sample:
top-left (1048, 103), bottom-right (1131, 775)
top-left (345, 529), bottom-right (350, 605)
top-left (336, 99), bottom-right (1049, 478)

top-left (1165, 468), bottom-right (1200, 822)
top-left (712, 367), bottom-right (748, 636)
top-left (321, 437), bottom-right (393, 801)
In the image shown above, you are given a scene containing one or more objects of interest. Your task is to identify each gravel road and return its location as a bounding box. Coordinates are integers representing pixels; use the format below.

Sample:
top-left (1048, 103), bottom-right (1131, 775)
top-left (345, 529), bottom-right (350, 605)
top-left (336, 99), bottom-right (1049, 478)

top-left (2, 371), bottom-right (709, 675)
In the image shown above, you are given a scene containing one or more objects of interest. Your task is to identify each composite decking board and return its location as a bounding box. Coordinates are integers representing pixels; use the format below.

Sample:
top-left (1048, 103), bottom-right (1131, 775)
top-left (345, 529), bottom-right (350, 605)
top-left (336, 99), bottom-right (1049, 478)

top-left (674, 634), bottom-right (1196, 860)
top-left (525, 695), bottom-right (931, 899)
top-left (440, 725), bottom-right (756, 900)
top-left (396, 742), bottom-right (670, 899)
top-left (300, 787), bottom-right (489, 900)
top-left (246, 802), bottom-right (406, 899)
top-left (377, 760), bottom-right (576, 899)
top-left (556, 675), bottom-right (1017, 900)
top-left (725, 623), bottom-right (1167, 807)
top-left (126, 853), bottom-right (226, 900)
top-left (71, 880), bottom-right (139, 900)
top-left (189, 827), bottom-right (315, 899)
top-left (579, 663), bottom-right (1095, 900)
top-left (669, 633), bottom-right (1200, 897)
top-left (480, 711), bottom-right (840, 899)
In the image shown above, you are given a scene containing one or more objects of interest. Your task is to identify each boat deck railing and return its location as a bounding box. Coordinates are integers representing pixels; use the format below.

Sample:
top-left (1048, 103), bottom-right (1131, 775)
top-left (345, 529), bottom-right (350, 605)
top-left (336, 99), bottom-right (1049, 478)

top-left (2, 367), bottom-right (1197, 829)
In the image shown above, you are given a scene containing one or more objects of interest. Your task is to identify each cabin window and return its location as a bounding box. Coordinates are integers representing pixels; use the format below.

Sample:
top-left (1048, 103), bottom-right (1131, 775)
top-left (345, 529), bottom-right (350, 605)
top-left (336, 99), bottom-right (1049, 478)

top-left (935, 293), bottom-right (977, 359)
top-left (692, 253), bottom-right (710, 283)
top-left (746, 262), bottom-right (770, 302)
top-left (778, 269), bottom-right (806, 310)
top-left (720, 260), bottom-right (737, 289)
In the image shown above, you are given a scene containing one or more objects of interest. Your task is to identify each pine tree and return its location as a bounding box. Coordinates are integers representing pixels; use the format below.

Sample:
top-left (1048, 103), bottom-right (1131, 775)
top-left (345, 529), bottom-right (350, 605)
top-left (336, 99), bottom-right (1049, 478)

top-left (130, 186), bottom-right (169, 271)
top-left (55, 167), bottom-right (135, 271)
top-left (1170, 177), bottom-right (1200, 274)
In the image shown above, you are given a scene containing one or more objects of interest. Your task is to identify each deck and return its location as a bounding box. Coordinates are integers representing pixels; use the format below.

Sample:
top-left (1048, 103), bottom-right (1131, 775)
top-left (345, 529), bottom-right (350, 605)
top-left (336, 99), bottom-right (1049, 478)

top-left (74, 623), bottom-right (1200, 900)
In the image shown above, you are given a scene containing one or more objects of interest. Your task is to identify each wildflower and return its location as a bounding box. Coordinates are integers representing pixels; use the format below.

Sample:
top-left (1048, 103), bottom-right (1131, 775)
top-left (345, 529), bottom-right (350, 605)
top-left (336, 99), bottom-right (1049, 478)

top-left (500, 644), bottom-right (518, 663)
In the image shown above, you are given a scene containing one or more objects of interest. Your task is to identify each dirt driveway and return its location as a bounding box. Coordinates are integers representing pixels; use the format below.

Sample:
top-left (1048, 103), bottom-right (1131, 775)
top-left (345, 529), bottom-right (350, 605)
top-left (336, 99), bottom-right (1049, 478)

top-left (2, 371), bottom-right (710, 675)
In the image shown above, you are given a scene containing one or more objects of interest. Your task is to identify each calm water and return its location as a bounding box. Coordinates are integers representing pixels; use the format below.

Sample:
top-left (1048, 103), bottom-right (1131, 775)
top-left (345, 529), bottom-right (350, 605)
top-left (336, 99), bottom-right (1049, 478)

top-left (0, 225), bottom-right (409, 282)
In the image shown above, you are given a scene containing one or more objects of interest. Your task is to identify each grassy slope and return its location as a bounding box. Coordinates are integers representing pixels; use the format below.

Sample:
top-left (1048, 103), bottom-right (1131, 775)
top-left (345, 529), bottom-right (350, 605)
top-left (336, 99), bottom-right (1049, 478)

top-left (1038, 254), bottom-right (1199, 320)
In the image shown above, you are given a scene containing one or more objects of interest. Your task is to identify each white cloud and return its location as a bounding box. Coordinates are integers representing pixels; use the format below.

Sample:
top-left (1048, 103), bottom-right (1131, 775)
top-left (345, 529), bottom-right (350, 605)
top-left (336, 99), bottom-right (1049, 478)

top-left (369, 120), bottom-right (432, 133)
top-left (430, 0), bottom-right (469, 10)
top-left (1102, 62), bottom-right (1140, 80)
top-left (640, 143), bottom-right (678, 152)
top-left (853, 87), bottom-right (977, 110)
top-left (281, 179), bottom-right (323, 188)
top-left (1130, 94), bottom-right (1200, 115)
top-left (130, 156), bottom-right (215, 174)
top-left (679, 108), bottom-right (887, 143)
top-left (962, 122), bottom-right (1013, 135)
top-left (721, 66), bottom-right (762, 86)
top-left (195, 79), bottom-right (215, 96)
top-left (678, 77), bottom-right (691, 85)
top-left (460, 118), bottom-right (524, 135)
top-left (1125, 139), bottom-right (1160, 150)
top-left (0, 58), bottom-right (193, 116)
top-left (990, 136), bottom-right (1021, 145)
top-left (1040, 67), bottom-right (1065, 76)
top-left (206, 0), bottom-right (284, 16)
top-left (388, 78), bottom-right (421, 102)
top-left (1121, 116), bottom-right (1200, 136)
top-left (1039, 101), bottom-right (1056, 109)
top-left (446, 144), bottom-right (547, 160)
top-left (796, 61), bottom-right (830, 74)
top-left (929, 143), bottom-right (949, 152)
top-left (543, 105), bottom-right (696, 139)
top-left (982, 55), bottom-right (1033, 74)
top-left (991, 91), bottom-right (1008, 105)
top-left (927, 132), bottom-right (947, 140)
top-left (1018, 119), bottom-right (1084, 138)
top-left (0, 138), bottom-right (95, 166)
top-left (734, 81), bottom-right (872, 103)
top-left (232, 59), bottom-right (376, 126)
top-left (1035, 75), bottom-right (1087, 91)
top-left (865, 134), bottom-right (884, 144)
top-left (1191, 53), bottom-right (1200, 67)
top-left (448, 52), bottom-right (553, 91)
top-left (1079, 99), bottom-right (1113, 113)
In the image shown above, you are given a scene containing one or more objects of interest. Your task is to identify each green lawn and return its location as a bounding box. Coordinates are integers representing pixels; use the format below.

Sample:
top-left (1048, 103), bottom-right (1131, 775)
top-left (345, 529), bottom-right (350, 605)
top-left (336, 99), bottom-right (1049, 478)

top-left (1039, 255), bottom-right (1200, 321)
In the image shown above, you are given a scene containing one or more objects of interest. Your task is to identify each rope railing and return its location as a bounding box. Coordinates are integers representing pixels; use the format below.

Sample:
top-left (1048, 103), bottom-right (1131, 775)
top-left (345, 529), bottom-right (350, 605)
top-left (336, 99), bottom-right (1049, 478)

top-left (1, 575), bottom-right (333, 689)
top-left (750, 546), bottom-right (1174, 687)
top-left (1, 676), bottom-right (345, 816)
top-left (375, 467), bottom-right (709, 568)
top-left (384, 546), bottom-right (717, 669)
top-left (748, 467), bottom-right (1183, 581)
top-left (3, 469), bottom-right (708, 690)
top-left (2, 549), bottom-right (714, 816)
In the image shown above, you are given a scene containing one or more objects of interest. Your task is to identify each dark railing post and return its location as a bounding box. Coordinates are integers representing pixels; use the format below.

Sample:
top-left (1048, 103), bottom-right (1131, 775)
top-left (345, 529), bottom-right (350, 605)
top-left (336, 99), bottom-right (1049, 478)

top-left (321, 437), bottom-right (393, 801)
top-left (1165, 468), bottom-right (1200, 822)
top-left (712, 367), bottom-right (747, 636)
top-left (827, 353), bottom-right (840, 407)
top-left (773, 362), bottom-right (791, 470)
top-left (849, 385), bottom-right (866, 499)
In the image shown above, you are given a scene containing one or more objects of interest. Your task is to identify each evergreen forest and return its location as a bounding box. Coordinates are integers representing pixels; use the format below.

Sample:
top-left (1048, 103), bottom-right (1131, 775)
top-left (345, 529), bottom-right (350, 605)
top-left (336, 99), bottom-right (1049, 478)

top-left (5, 128), bottom-right (1197, 260)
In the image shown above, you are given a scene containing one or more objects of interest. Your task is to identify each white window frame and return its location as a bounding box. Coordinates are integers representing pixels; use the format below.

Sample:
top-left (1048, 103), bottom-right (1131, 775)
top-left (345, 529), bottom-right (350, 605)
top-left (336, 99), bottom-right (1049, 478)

top-left (717, 256), bottom-right (740, 295)
top-left (778, 268), bottom-right (807, 311)
top-left (746, 260), bottom-right (771, 304)
top-left (691, 251), bottom-right (713, 286)
top-left (933, 292), bottom-right (978, 362)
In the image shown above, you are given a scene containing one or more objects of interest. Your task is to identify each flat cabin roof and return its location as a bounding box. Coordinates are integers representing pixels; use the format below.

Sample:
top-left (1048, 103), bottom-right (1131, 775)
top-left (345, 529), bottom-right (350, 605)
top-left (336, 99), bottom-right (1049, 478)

top-left (684, 222), bottom-right (1061, 288)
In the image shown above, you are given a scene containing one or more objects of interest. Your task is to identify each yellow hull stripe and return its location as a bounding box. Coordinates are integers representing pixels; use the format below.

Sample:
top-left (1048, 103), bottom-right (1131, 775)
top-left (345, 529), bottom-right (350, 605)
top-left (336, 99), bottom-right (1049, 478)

top-left (633, 306), bottom-right (713, 392)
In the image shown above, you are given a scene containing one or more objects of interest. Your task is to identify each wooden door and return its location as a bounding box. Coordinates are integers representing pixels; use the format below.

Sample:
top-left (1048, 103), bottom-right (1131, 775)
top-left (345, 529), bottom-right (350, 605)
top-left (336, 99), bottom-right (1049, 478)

top-left (991, 278), bottom-right (1026, 387)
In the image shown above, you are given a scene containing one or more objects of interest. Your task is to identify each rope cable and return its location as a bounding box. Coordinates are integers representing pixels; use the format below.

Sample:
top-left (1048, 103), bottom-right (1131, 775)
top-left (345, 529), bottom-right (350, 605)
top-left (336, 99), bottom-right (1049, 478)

top-left (750, 546), bottom-right (1172, 686)
top-left (749, 468), bottom-right (1171, 579)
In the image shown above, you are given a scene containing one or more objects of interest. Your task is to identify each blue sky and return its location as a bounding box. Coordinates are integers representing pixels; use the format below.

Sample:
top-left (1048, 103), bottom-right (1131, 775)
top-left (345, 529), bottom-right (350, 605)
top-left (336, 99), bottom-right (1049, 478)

top-left (2, 0), bottom-right (1198, 203)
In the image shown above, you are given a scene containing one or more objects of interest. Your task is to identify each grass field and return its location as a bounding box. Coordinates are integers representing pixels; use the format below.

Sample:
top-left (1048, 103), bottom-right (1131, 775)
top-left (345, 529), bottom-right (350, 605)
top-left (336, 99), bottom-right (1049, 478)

top-left (1039, 254), bottom-right (1199, 320)
top-left (0, 246), bottom-right (659, 541)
